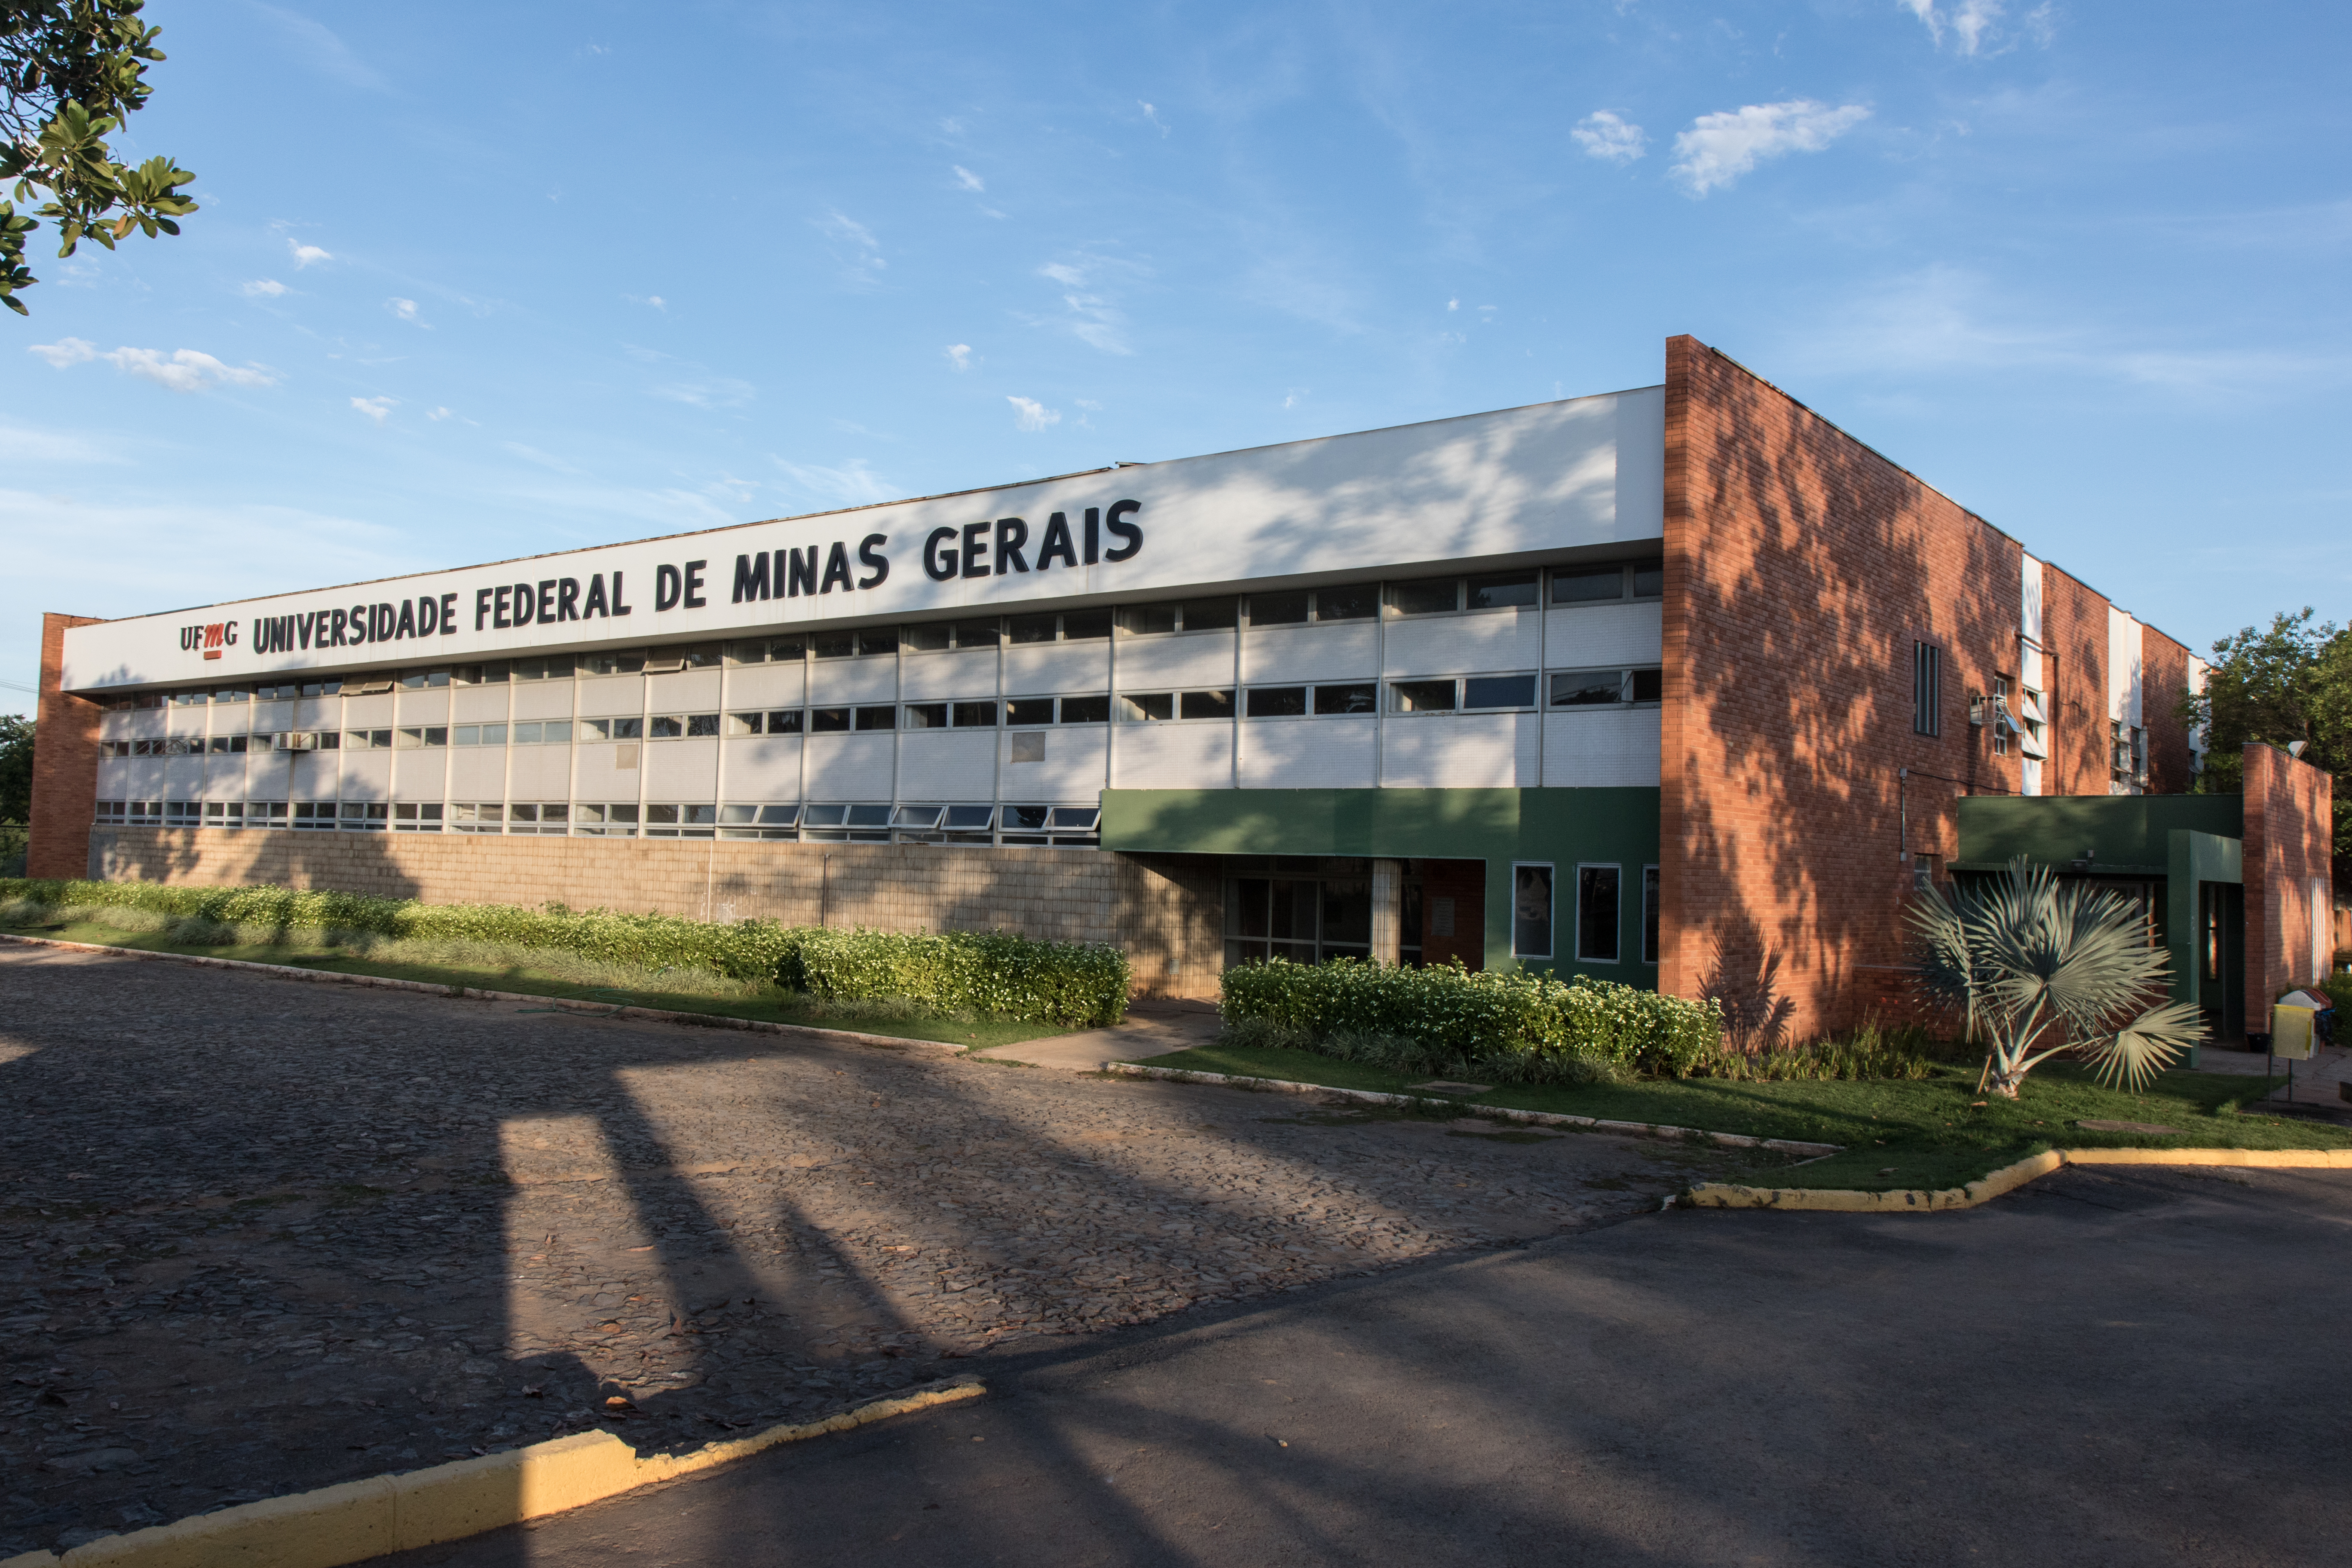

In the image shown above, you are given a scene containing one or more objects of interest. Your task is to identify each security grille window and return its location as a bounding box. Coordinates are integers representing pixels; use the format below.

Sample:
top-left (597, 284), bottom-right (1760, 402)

top-left (579, 650), bottom-right (649, 676)
top-left (1913, 643), bottom-right (1943, 737)
top-left (725, 638), bottom-right (805, 666)
top-left (392, 803), bottom-right (444, 832)
top-left (583, 717), bottom-right (643, 741)
top-left (1550, 560), bottom-right (1665, 603)
top-left (452, 724), bottom-right (508, 747)
top-left (1992, 675), bottom-right (2013, 756)
top-left (1549, 668), bottom-right (1663, 707)
top-left (1577, 864), bottom-right (1622, 963)
top-left (395, 726), bottom-right (449, 749)
top-left (1512, 864), bottom-right (1555, 961)
top-left (1642, 866), bottom-right (1660, 965)
top-left (573, 803), bottom-right (640, 837)
top-left (1223, 866), bottom-right (1374, 967)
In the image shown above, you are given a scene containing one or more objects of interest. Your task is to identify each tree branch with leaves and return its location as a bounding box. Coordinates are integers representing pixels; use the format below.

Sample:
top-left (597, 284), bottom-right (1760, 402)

top-left (1, 0), bottom-right (196, 316)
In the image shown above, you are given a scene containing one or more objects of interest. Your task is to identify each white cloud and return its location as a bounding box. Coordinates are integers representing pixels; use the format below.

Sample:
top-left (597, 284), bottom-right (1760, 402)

top-left (1029, 257), bottom-right (1137, 355)
top-left (1281, 389), bottom-right (1307, 409)
top-left (1446, 298), bottom-right (1458, 312)
top-left (426, 406), bottom-right (453, 421)
top-left (1075, 398), bottom-right (1102, 410)
top-left (0, 419), bottom-right (115, 464)
top-left (772, 457), bottom-right (897, 507)
top-left (103, 347), bottom-right (278, 392)
top-left (1139, 101), bottom-right (1169, 137)
top-left (651, 377), bottom-right (756, 409)
top-left (242, 279), bottom-right (288, 298)
top-left (288, 239), bottom-right (333, 268)
top-left (1670, 100), bottom-right (1871, 196)
top-left (1572, 110), bottom-right (1648, 165)
top-left (387, 297), bottom-right (422, 324)
top-left (814, 211), bottom-right (886, 289)
top-left (350, 396), bottom-right (395, 423)
top-left (952, 165), bottom-right (984, 193)
top-left (1901, 0), bottom-right (2029, 55)
top-left (1007, 396), bottom-right (1061, 432)
top-left (629, 294), bottom-right (666, 311)
top-left (944, 343), bottom-right (973, 372)
top-left (28, 337), bottom-right (96, 369)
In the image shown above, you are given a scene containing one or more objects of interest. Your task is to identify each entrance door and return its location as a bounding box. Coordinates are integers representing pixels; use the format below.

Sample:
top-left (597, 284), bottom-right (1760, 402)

top-left (2199, 881), bottom-right (2244, 1041)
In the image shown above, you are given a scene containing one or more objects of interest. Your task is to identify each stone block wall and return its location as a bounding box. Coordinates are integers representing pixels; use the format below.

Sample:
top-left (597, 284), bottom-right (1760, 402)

top-left (80, 827), bottom-right (1228, 997)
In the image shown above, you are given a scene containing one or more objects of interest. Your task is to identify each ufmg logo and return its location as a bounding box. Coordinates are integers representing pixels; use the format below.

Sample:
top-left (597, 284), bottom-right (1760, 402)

top-left (180, 621), bottom-right (237, 661)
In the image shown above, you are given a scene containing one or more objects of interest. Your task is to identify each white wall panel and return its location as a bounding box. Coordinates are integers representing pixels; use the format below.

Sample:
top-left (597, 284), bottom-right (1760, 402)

top-left (129, 712), bottom-right (165, 739)
top-left (574, 743), bottom-right (638, 800)
top-left (294, 697), bottom-right (339, 729)
top-left (1239, 717), bottom-right (1377, 788)
top-left (166, 710), bottom-right (206, 739)
top-left (575, 677), bottom-right (644, 718)
top-left (453, 687), bottom-right (511, 722)
top-left (1381, 714), bottom-right (1522, 787)
top-left (805, 733), bottom-right (894, 799)
top-left (1004, 643), bottom-right (1109, 695)
top-left (900, 650), bottom-right (1001, 701)
top-left (343, 693), bottom-right (395, 727)
top-left (99, 712), bottom-right (132, 741)
top-left (129, 758), bottom-right (164, 796)
top-left (807, 660), bottom-right (897, 705)
top-left (1240, 624), bottom-right (1377, 685)
top-left (339, 752), bottom-right (391, 799)
top-left (644, 738), bottom-right (718, 799)
top-left (204, 756), bottom-right (251, 795)
top-left (720, 738), bottom-right (802, 800)
top-left (97, 757), bottom-right (129, 794)
top-left (1111, 723), bottom-right (1233, 790)
top-left (2108, 607), bottom-right (2144, 727)
top-left (898, 732), bottom-right (999, 799)
top-left (1543, 603), bottom-right (1662, 668)
top-left (1115, 634), bottom-right (1238, 690)
top-left (392, 752), bottom-right (450, 800)
top-left (726, 664), bottom-right (806, 709)
top-left (449, 749), bottom-right (507, 800)
top-left (510, 747), bottom-right (576, 800)
top-left (1383, 610), bottom-right (1540, 676)
top-left (512, 682), bottom-right (577, 721)
top-left (162, 756), bottom-right (203, 795)
top-left (254, 699), bottom-right (293, 732)
top-left (291, 754), bottom-right (342, 800)
top-left (1542, 709), bottom-right (1661, 786)
top-left (397, 689), bottom-right (451, 723)
top-left (647, 669), bottom-right (722, 711)
top-left (247, 753), bottom-right (291, 799)
top-left (1000, 727), bottom-right (1107, 800)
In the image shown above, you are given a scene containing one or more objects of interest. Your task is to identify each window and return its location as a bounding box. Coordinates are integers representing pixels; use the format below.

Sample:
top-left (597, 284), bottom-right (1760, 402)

top-left (398, 669), bottom-right (451, 690)
top-left (811, 631), bottom-right (862, 660)
top-left (249, 801), bottom-right (288, 827)
top-left (1058, 695), bottom-right (1110, 724)
top-left (451, 802), bottom-right (503, 833)
top-left (645, 803), bottom-right (719, 839)
top-left (1121, 692), bottom-right (1175, 721)
top-left (1551, 559), bottom-right (1663, 603)
top-left (1576, 864), bottom-right (1621, 963)
top-left (1465, 571), bottom-right (1539, 609)
top-left (951, 618), bottom-right (1001, 647)
top-left (1463, 674), bottom-right (1536, 710)
top-left (1512, 864), bottom-right (1554, 960)
top-left (162, 800), bottom-right (201, 826)
top-left (1246, 686), bottom-right (1308, 718)
top-left (2016, 685), bottom-right (2048, 759)
top-left (900, 622), bottom-right (955, 652)
top-left (293, 801), bottom-right (339, 831)
top-left (1642, 866), bottom-right (1660, 965)
top-left (579, 649), bottom-right (649, 676)
top-left (202, 802), bottom-right (243, 828)
top-left (1223, 867), bottom-right (1374, 967)
top-left (573, 803), bottom-right (639, 837)
top-left (1992, 675), bottom-right (2012, 757)
top-left (583, 717), bottom-right (643, 741)
top-left (811, 707), bottom-right (851, 732)
top-left (1010, 610), bottom-right (1110, 643)
top-left (205, 734), bottom-right (251, 754)
top-left (395, 726), bottom-right (449, 749)
top-left (255, 684), bottom-right (300, 701)
top-left (952, 701), bottom-right (998, 727)
top-left (649, 715), bottom-right (685, 739)
top-left (340, 801), bottom-right (390, 831)
top-left (1006, 698), bottom-right (1054, 726)
top-left (1179, 689), bottom-right (1235, 720)
top-left (1312, 683), bottom-right (1377, 715)
top-left (212, 687), bottom-right (251, 704)
top-left (1913, 642), bottom-right (1942, 737)
top-left (1248, 591), bottom-right (1310, 626)
top-left (393, 803), bottom-right (444, 832)
top-left (717, 803), bottom-right (800, 841)
top-left (1314, 585), bottom-right (1378, 621)
top-left (1117, 599), bottom-right (1244, 636)
top-left (508, 803), bottom-right (571, 835)
top-left (452, 724), bottom-right (507, 747)
top-left (904, 702), bottom-right (949, 729)
top-left (170, 690), bottom-right (209, 706)
top-left (511, 721), bottom-right (575, 744)
top-left (1549, 668), bottom-right (1662, 707)
top-left (854, 705), bottom-right (897, 731)
top-left (510, 656), bottom-right (568, 682)
top-left (1388, 578), bottom-right (1460, 616)
top-left (724, 638), bottom-right (802, 666)
top-left (1391, 680), bottom-right (1457, 712)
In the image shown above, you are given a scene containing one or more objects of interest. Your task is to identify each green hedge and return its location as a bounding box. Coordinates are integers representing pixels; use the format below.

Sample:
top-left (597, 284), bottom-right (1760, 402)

top-left (1220, 957), bottom-right (1722, 1078)
top-left (0, 878), bottom-right (1128, 1026)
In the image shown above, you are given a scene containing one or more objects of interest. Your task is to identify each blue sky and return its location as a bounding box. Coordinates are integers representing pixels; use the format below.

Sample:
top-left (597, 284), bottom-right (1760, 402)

top-left (5, 0), bottom-right (2346, 709)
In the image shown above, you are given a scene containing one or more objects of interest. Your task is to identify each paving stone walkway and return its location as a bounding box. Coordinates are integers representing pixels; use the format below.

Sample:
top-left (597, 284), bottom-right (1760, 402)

top-left (0, 946), bottom-right (1752, 1558)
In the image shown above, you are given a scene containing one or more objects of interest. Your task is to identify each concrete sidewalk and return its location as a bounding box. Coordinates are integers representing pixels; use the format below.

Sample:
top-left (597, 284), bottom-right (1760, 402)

top-left (2190, 1042), bottom-right (2352, 1104)
top-left (977, 997), bottom-right (1222, 1072)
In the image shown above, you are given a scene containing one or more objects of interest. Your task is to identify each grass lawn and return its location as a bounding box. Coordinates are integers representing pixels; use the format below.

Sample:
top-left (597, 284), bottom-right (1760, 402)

top-left (1132, 1043), bottom-right (2352, 1191)
top-left (0, 918), bottom-right (1070, 1052)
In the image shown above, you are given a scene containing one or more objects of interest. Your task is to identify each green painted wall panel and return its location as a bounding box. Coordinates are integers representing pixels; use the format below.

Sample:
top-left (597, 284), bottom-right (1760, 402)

top-left (1100, 787), bottom-right (1661, 983)
top-left (1955, 794), bottom-right (2241, 874)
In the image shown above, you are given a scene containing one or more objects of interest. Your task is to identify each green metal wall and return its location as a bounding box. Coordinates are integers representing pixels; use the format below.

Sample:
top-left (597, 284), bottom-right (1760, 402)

top-left (1099, 787), bottom-right (1662, 983)
top-left (1954, 794), bottom-right (2242, 876)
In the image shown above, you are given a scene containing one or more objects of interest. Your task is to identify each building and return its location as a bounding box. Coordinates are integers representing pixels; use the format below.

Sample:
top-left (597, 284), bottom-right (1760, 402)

top-left (29, 336), bottom-right (2336, 1037)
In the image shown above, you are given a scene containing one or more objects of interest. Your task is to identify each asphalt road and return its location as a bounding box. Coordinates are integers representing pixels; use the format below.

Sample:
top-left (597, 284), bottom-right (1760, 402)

top-left (377, 1161), bottom-right (2352, 1568)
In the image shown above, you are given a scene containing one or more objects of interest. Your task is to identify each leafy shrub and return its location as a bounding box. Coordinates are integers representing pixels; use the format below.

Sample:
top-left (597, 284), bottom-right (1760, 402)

top-left (0, 879), bottom-right (1128, 1026)
top-left (1219, 958), bottom-right (1721, 1082)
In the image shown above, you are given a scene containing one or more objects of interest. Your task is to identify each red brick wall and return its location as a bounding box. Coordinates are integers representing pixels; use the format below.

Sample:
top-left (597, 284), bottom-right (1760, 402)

top-left (2241, 741), bottom-right (2333, 1032)
top-left (2036, 564), bottom-right (2113, 797)
top-left (29, 612), bottom-right (106, 880)
top-left (1662, 337), bottom-right (2034, 1041)
top-left (2141, 627), bottom-right (2196, 797)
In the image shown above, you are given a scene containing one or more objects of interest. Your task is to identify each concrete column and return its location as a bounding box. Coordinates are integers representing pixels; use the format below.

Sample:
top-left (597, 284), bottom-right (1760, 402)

top-left (1372, 858), bottom-right (1402, 965)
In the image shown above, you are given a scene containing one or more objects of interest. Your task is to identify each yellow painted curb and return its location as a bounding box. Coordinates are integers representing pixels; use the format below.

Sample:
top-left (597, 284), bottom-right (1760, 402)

top-left (1682, 1144), bottom-right (2352, 1212)
top-left (1, 1382), bottom-right (983, 1568)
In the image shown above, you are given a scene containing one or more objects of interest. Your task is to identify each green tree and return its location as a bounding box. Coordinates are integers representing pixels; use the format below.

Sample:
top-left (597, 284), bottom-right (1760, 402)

top-left (2184, 607), bottom-right (2352, 879)
top-left (1910, 857), bottom-right (2205, 1099)
top-left (0, 712), bottom-right (29, 870)
top-left (2, 0), bottom-right (196, 316)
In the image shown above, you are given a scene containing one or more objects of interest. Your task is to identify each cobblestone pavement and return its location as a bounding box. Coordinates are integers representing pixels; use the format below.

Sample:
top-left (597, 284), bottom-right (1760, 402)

top-left (0, 945), bottom-right (1752, 1557)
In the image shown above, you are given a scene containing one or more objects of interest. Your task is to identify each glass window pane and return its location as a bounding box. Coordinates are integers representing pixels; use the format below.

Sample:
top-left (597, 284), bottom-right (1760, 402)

top-left (854, 705), bottom-right (896, 730)
top-left (1247, 686), bottom-right (1308, 718)
top-left (1059, 695), bottom-right (1110, 724)
top-left (725, 640), bottom-right (771, 666)
top-left (1313, 683), bottom-right (1376, 715)
top-left (608, 804), bottom-right (639, 824)
top-left (856, 628), bottom-right (898, 657)
top-left (1249, 591), bottom-right (1310, 626)
top-left (1630, 559), bottom-right (1665, 598)
top-left (1390, 579), bottom-right (1459, 616)
top-left (1180, 689), bottom-right (1235, 720)
top-left (1465, 572), bottom-right (1539, 609)
top-left (1513, 864), bottom-right (1554, 959)
top-left (1577, 865), bottom-right (1621, 962)
top-left (1321, 878), bottom-right (1372, 946)
top-left (726, 712), bottom-right (763, 736)
top-left (1464, 674), bottom-right (1536, 709)
top-left (1642, 866), bottom-right (1660, 965)
top-left (720, 804), bottom-right (757, 824)
top-left (902, 622), bottom-right (952, 652)
top-left (1552, 566), bottom-right (1624, 603)
top-left (1629, 668), bottom-right (1663, 703)
top-left (812, 632), bottom-right (857, 659)
top-left (1268, 879), bottom-right (1315, 942)
top-left (651, 715), bottom-right (684, 738)
top-left (1391, 680), bottom-right (1456, 712)
top-left (952, 619), bottom-right (1000, 648)
top-left (682, 804), bottom-right (717, 824)
top-left (767, 710), bottom-right (803, 734)
top-left (1179, 598), bottom-right (1238, 632)
top-left (1314, 585), bottom-right (1378, 622)
top-left (1119, 603), bottom-right (1178, 636)
top-left (846, 804), bottom-right (891, 826)
top-left (1004, 804), bottom-right (1052, 831)
top-left (1550, 670), bottom-right (1626, 707)
top-left (480, 723), bottom-right (507, 745)
top-left (952, 701), bottom-right (998, 727)
top-left (759, 805), bottom-right (798, 824)
top-left (1009, 613), bottom-right (1057, 644)
top-left (801, 804), bottom-right (847, 826)
top-left (944, 805), bottom-right (995, 829)
top-left (1006, 698), bottom-right (1054, 726)
top-left (1121, 692), bottom-right (1174, 722)
top-left (1061, 609), bottom-right (1113, 641)
top-left (905, 703), bottom-right (948, 729)
top-left (686, 713), bottom-right (720, 737)
top-left (811, 707), bottom-right (851, 732)
top-left (1048, 806), bottom-right (1100, 829)
top-left (514, 722), bottom-right (542, 744)
top-left (544, 720), bottom-right (572, 743)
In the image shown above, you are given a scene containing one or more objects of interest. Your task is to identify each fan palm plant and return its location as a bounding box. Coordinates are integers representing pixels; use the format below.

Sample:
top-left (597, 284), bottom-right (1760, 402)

top-left (1909, 856), bottom-right (2206, 1099)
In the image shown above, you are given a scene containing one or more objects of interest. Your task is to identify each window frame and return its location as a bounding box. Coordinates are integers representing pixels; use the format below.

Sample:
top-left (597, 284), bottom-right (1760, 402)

top-left (1575, 862), bottom-right (1623, 965)
top-left (1510, 861), bottom-right (1555, 962)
